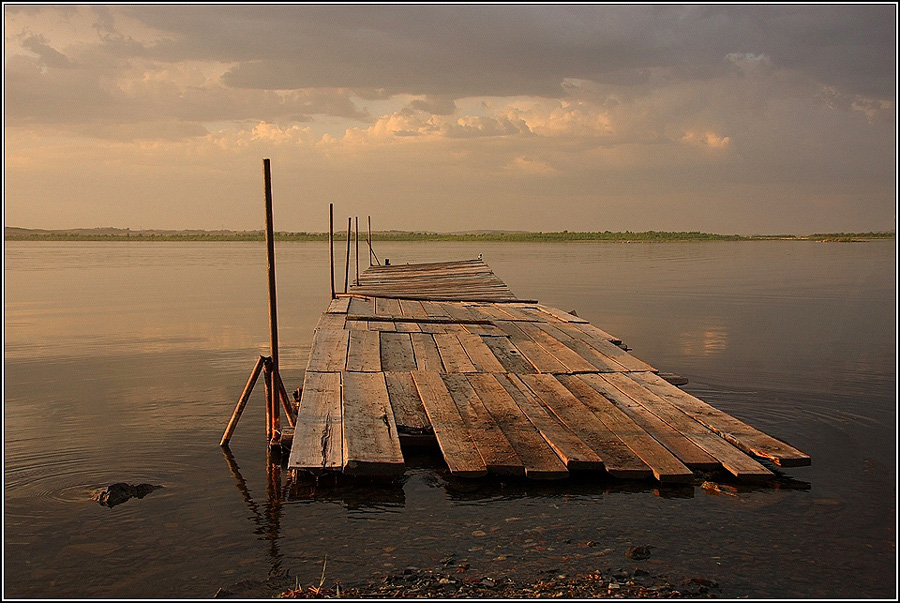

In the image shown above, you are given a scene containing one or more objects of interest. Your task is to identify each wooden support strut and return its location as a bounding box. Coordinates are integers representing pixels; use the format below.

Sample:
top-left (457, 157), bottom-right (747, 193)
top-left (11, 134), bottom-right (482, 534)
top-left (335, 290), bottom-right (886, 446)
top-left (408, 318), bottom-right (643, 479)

top-left (355, 216), bottom-right (360, 286)
top-left (220, 355), bottom-right (268, 447)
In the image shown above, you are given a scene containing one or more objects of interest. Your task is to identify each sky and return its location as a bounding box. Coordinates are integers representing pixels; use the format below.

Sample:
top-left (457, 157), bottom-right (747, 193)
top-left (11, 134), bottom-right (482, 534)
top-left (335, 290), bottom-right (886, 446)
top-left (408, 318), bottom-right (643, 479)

top-left (3, 4), bottom-right (897, 235)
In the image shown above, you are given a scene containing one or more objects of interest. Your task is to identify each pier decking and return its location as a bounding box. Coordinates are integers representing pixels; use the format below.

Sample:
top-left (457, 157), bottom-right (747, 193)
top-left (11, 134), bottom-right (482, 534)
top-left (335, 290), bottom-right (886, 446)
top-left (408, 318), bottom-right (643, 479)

top-left (288, 258), bottom-right (809, 482)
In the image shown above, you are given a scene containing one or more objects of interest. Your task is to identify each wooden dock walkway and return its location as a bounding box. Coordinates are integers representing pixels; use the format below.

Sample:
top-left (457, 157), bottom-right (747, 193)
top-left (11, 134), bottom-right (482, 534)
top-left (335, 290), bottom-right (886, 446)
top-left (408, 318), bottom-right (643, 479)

top-left (288, 258), bottom-right (809, 482)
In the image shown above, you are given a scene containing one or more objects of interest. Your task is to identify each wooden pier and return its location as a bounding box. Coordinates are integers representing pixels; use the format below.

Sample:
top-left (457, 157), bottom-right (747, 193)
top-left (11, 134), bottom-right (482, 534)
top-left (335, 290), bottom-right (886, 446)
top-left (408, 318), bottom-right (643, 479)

top-left (288, 258), bottom-right (809, 483)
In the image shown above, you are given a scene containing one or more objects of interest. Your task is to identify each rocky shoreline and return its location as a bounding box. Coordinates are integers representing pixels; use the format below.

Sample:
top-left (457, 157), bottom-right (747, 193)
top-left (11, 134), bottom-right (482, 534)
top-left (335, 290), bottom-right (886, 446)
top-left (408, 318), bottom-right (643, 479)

top-left (216, 561), bottom-right (722, 599)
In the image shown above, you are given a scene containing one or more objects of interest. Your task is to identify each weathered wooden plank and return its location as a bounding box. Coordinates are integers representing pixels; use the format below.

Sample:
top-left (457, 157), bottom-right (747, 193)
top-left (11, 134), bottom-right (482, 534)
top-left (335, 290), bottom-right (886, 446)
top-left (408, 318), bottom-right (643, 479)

top-left (315, 312), bottom-right (347, 332)
top-left (455, 331), bottom-right (506, 373)
top-left (481, 335), bottom-right (538, 374)
top-left (534, 304), bottom-right (589, 323)
top-left (345, 319), bottom-right (369, 331)
top-left (433, 333), bottom-right (477, 373)
top-left (341, 371), bottom-right (405, 476)
top-left (463, 322), bottom-right (507, 337)
top-left (366, 320), bottom-right (397, 332)
top-left (375, 297), bottom-right (402, 316)
top-left (409, 332), bottom-right (445, 372)
top-left (384, 371), bottom-right (431, 432)
top-left (399, 299), bottom-right (427, 317)
top-left (530, 321), bottom-right (625, 372)
top-left (555, 322), bottom-right (655, 372)
top-left (582, 373), bottom-right (721, 470)
top-left (288, 371), bottom-right (342, 472)
top-left (519, 373), bottom-right (653, 478)
top-left (556, 374), bottom-right (693, 483)
top-left (412, 371), bottom-right (488, 477)
top-left (439, 302), bottom-right (479, 322)
top-left (467, 373), bottom-right (568, 479)
top-left (442, 374), bottom-right (524, 476)
top-left (630, 372), bottom-right (810, 468)
top-left (416, 321), bottom-right (449, 334)
top-left (495, 321), bottom-right (568, 373)
top-left (327, 297), bottom-right (352, 314)
top-left (393, 321), bottom-right (423, 333)
top-left (305, 327), bottom-right (350, 372)
top-left (380, 332), bottom-right (417, 371)
top-left (497, 373), bottom-right (605, 471)
top-left (346, 330), bottom-right (381, 372)
top-left (347, 296), bottom-right (374, 317)
top-left (517, 322), bottom-right (599, 373)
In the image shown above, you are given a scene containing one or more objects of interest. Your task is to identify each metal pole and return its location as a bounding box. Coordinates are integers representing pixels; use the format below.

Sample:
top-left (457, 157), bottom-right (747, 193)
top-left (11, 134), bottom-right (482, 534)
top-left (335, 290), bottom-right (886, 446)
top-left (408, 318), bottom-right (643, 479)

top-left (329, 204), bottom-right (335, 299)
top-left (262, 159), bottom-right (281, 445)
top-left (355, 216), bottom-right (359, 285)
top-left (343, 217), bottom-right (351, 293)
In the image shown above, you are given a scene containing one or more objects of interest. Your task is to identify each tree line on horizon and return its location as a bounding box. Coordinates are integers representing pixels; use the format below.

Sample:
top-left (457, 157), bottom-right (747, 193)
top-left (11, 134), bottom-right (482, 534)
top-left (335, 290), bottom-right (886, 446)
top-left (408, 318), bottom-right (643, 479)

top-left (3, 227), bottom-right (894, 242)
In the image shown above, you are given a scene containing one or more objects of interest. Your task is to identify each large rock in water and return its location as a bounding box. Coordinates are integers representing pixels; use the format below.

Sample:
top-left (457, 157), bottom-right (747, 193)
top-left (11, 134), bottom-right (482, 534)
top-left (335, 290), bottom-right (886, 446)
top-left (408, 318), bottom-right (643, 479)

top-left (91, 483), bottom-right (162, 507)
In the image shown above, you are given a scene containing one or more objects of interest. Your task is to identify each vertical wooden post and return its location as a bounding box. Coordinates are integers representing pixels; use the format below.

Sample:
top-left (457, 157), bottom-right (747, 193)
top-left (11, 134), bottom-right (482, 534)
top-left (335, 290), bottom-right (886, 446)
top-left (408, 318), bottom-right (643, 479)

top-left (329, 204), bottom-right (335, 299)
top-left (262, 159), bottom-right (281, 445)
top-left (355, 216), bottom-right (359, 286)
top-left (367, 216), bottom-right (372, 266)
top-left (343, 217), bottom-right (351, 293)
top-left (263, 359), bottom-right (273, 442)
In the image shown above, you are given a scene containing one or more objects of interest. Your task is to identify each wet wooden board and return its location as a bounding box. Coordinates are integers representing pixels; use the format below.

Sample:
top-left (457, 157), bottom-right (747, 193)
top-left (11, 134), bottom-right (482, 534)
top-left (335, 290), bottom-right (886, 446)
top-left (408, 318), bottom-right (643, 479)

top-left (630, 372), bottom-right (811, 468)
top-left (412, 371), bottom-right (488, 477)
top-left (289, 371), bottom-right (343, 472)
top-left (341, 371), bottom-right (405, 476)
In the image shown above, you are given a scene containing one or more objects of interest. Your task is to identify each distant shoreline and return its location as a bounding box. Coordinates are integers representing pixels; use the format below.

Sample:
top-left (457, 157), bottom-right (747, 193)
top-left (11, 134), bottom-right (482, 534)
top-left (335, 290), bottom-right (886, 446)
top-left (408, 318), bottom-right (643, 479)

top-left (3, 227), bottom-right (894, 243)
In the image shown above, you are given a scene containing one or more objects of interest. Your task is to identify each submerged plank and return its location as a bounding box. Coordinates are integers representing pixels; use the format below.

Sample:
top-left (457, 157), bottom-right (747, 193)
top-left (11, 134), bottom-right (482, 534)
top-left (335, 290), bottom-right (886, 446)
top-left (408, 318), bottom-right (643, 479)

top-left (341, 371), bottom-right (405, 476)
top-left (412, 371), bottom-right (488, 477)
top-left (630, 372), bottom-right (810, 468)
top-left (288, 371), bottom-right (342, 472)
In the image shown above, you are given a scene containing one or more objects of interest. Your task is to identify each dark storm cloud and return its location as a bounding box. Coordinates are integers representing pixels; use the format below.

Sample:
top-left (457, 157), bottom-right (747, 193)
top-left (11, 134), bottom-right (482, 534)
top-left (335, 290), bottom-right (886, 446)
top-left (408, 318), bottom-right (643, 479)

top-left (122, 4), bottom-right (894, 100)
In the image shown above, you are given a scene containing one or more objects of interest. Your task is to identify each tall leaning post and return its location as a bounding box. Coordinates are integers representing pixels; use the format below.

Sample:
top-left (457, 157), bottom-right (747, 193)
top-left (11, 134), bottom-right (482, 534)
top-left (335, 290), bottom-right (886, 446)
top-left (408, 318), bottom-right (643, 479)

top-left (329, 204), bottom-right (335, 299)
top-left (262, 158), bottom-right (281, 449)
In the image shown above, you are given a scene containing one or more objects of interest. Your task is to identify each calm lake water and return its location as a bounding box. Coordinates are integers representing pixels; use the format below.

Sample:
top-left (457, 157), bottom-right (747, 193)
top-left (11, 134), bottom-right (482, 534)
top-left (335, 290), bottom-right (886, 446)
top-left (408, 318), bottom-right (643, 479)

top-left (3, 240), bottom-right (896, 598)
